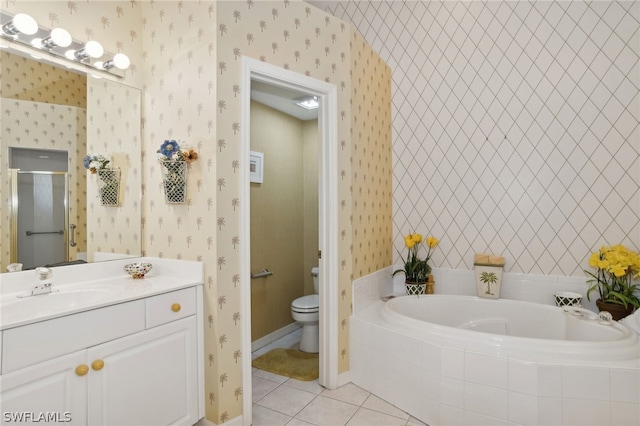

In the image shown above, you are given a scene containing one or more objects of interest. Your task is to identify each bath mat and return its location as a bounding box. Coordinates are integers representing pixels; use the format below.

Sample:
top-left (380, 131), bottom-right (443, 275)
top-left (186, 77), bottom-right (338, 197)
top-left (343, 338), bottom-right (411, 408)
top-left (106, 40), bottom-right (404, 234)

top-left (252, 348), bottom-right (319, 381)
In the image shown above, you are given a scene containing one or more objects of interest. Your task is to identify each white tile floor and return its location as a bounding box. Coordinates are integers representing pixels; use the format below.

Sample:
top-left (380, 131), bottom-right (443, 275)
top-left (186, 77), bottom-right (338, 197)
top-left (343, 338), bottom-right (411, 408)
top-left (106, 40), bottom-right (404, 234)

top-left (251, 329), bottom-right (427, 426)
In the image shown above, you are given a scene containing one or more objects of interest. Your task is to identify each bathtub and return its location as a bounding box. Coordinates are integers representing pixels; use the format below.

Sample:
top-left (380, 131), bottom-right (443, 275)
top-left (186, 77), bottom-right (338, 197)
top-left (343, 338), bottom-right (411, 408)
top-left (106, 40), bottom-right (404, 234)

top-left (382, 295), bottom-right (639, 362)
top-left (350, 295), bottom-right (640, 426)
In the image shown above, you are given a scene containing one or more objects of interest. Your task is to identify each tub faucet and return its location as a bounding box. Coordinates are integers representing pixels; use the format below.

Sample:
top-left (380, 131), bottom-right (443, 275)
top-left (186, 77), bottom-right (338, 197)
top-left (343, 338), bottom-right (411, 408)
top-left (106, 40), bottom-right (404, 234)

top-left (564, 306), bottom-right (598, 320)
top-left (598, 311), bottom-right (614, 325)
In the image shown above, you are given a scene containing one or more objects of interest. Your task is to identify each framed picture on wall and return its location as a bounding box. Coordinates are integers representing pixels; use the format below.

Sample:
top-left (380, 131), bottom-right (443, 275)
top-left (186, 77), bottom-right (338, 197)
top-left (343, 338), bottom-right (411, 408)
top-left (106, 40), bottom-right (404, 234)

top-left (250, 151), bottom-right (264, 183)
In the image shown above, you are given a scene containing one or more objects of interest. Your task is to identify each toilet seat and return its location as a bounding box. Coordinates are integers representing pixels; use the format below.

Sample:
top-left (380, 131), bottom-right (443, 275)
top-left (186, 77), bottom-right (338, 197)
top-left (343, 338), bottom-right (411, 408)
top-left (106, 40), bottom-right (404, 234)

top-left (291, 294), bottom-right (319, 313)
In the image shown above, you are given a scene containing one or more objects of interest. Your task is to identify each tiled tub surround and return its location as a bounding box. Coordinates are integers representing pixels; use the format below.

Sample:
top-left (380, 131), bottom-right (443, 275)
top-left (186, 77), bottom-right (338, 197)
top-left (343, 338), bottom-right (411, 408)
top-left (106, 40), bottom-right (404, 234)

top-left (353, 267), bottom-right (607, 314)
top-left (350, 268), bottom-right (640, 426)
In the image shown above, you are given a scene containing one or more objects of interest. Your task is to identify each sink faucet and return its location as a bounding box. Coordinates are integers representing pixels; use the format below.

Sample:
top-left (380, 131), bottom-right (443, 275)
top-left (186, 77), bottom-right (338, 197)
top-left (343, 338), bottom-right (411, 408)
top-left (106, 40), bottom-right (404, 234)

top-left (16, 267), bottom-right (55, 298)
top-left (30, 267), bottom-right (54, 296)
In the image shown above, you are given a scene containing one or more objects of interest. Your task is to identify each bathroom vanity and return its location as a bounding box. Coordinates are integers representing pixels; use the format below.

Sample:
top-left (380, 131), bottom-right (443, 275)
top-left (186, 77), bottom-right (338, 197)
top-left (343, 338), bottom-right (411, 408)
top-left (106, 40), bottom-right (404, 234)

top-left (0, 258), bottom-right (204, 425)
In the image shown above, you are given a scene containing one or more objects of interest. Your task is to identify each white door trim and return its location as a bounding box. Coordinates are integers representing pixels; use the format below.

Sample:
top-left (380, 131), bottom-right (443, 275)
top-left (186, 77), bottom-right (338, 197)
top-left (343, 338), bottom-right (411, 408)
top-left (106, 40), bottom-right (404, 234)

top-left (240, 57), bottom-right (340, 426)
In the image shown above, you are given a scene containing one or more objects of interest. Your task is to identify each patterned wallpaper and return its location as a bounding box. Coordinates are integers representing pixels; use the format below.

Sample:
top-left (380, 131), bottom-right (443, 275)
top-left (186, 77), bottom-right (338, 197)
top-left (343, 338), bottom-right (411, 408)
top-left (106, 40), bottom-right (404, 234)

top-left (86, 78), bottom-right (141, 260)
top-left (138, 0), bottom-right (221, 422)
top-left (350, 30), bottom-right (393, 279)
top-left (216, 1), bottom-right (354, 420)
top-left (0, 51), bottom-right (87, 107)
top-left (317, 0), bottom-right (640, 277)
top-left (0, 51), bottom-right (87, 271)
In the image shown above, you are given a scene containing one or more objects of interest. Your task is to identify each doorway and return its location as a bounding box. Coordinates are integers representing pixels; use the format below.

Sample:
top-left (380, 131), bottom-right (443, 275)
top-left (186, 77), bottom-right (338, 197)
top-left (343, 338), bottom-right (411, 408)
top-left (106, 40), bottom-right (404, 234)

top-left (248, 95), bottom-right (319, 350)
top-left (240, 57), bottom-right (339, 425)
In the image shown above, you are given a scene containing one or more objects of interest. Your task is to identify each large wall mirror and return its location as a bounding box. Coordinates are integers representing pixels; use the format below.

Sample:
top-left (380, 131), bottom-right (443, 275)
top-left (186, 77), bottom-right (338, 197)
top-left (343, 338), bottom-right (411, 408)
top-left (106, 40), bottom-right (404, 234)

top-left (0, 49), bottom-right (142, 272)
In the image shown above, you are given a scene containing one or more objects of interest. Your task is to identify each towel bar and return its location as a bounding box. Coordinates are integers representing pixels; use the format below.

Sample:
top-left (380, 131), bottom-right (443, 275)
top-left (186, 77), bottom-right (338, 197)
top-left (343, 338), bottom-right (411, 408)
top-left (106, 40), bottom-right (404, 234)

top-left (251, 268), bottom-right (273, 279)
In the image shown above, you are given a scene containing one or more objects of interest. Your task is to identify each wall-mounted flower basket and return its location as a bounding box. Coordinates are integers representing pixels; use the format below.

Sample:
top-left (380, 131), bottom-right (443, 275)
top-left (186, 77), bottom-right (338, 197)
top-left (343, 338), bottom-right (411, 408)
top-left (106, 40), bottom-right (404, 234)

top-left (97, 168), bottom-right (120, 206)
top-left (160, 160), bottom-right (187, 204)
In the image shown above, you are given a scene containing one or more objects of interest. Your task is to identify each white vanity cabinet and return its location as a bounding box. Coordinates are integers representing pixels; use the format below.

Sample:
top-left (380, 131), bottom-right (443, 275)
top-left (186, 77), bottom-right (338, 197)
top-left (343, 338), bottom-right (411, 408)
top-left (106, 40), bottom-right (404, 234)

top-left (1, 350), bottom-right (87, 424)
top-left (1, 285), bottom-right (203, 426)
top-left (87, 316), bottom-right (198, 425)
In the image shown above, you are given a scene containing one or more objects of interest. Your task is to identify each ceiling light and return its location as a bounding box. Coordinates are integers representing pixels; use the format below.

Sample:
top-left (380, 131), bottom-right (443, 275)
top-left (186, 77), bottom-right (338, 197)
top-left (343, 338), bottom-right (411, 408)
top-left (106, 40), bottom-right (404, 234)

top-left (295, 96), bottom-right (319, 110)
top-left (1, 13), bottom-right (37, 36)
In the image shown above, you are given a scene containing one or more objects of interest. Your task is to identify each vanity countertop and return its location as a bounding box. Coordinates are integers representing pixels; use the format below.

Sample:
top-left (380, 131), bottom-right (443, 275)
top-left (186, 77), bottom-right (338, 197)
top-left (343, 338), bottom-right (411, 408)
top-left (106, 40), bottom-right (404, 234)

top-left (0, 257), bottom-right (203, 330)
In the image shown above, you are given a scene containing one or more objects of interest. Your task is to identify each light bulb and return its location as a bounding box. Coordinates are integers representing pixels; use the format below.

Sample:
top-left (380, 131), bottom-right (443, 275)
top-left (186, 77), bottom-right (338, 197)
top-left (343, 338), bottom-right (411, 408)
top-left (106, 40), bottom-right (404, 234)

top-left (51, 28), bottom-right (72, 47)
top-left (112, 53), bottom-right (130, 69)
top-left (1, 13), bottom-right (38, 36)
top-left (99, 53), bottom-right (130, 71)
top-left (85, 40), bottom-right (103, 58)
top-left (74, 40), bottom-right (103, 60)
top-left (39, 28), bottom-right (72, 49)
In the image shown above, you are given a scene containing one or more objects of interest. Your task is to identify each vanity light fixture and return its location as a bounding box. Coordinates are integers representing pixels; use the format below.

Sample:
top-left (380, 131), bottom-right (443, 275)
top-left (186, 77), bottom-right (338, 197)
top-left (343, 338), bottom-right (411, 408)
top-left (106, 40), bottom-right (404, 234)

top-left (1, 13), bottom-right (37, 36)
top-left (0, 11), bottom-right (127, 78)
top-left (295, 95), bottom-right (319, 110)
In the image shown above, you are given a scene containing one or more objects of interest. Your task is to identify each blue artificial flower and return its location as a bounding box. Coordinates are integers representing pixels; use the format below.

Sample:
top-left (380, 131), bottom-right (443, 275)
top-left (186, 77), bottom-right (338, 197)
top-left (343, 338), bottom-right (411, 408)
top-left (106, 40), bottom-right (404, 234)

top-left (83, 155), bottom-right (92, 169)
top-left (158, 140), bottom-right (180, 159)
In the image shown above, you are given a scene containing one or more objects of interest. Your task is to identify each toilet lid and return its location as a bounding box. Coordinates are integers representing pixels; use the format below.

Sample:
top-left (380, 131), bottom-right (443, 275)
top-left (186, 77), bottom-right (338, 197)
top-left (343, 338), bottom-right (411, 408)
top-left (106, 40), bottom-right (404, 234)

top-left (292, 294), bottom-right (319, 311)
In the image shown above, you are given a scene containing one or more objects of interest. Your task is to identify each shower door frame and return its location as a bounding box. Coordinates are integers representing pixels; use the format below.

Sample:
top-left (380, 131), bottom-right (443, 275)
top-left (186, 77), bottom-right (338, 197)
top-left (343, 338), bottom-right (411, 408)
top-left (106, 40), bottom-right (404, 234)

top-left (9, 169), bottom-right (70, 266)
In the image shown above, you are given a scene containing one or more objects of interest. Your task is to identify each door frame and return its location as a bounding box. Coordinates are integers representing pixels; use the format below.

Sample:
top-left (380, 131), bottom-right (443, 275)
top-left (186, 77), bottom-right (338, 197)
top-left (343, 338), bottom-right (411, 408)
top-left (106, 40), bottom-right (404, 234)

top-left (240, 56), bottom-right (340, 425)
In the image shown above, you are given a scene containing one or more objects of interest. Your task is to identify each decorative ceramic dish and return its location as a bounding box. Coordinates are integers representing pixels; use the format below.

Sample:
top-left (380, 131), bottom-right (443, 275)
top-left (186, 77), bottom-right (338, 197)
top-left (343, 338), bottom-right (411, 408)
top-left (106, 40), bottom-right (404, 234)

top-left (124, 262), bottom-right (153, 279)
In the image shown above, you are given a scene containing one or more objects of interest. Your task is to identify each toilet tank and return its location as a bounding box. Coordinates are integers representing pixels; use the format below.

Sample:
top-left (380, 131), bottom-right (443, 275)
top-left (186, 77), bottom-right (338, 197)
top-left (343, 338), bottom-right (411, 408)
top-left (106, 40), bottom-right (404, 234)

top-left (311, 267), bottom-right (319, 294)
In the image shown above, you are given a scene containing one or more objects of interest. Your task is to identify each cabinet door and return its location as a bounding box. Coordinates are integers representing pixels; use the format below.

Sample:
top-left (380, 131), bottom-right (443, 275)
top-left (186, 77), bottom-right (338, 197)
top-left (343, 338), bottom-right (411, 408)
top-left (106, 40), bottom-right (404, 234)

top-left (0, 351), bottom-right (87, 425)
top-left (87, 316), bottom-right (198, 426)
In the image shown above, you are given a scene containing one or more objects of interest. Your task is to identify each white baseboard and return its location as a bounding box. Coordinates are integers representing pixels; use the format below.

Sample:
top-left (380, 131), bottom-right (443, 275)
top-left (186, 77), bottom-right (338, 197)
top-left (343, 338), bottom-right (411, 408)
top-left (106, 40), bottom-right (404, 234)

top-left (194, 416), bottom-right (218, 426)
top-left (195, 414), bottom-right (243, 426)
top-left (251, 322), bottom-right (301, 352)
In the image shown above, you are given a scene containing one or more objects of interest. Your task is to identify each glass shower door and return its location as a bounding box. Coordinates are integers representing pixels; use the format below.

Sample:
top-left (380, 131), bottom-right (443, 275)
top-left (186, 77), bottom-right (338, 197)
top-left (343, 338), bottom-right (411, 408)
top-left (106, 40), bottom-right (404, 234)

top-left (10, 170), bottom-right (69, 270)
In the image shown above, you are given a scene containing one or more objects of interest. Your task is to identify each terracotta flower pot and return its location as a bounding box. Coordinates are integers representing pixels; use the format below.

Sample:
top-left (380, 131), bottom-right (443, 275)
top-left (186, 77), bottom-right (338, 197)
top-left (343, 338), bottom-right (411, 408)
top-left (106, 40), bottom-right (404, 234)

top-left (595, 299), bottom-right (635, 321)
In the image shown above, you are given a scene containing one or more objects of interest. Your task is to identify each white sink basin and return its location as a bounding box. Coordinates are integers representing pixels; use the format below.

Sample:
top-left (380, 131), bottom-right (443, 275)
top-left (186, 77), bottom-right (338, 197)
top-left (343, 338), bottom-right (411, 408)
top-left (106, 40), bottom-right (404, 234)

top-left (1, 287), bottom-right (116, 320)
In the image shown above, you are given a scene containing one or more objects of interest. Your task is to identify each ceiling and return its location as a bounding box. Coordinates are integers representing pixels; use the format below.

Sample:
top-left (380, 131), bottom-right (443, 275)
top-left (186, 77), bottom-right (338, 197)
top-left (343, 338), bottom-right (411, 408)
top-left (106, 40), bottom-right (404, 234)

top-left (250, 80), bottom-right (318, 121)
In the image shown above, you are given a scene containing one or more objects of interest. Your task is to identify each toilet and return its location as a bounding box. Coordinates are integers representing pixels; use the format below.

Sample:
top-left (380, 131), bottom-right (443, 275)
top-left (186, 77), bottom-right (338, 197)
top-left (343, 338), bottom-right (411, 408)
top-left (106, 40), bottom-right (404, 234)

top-left (291, 267), bottom-right (319, 353)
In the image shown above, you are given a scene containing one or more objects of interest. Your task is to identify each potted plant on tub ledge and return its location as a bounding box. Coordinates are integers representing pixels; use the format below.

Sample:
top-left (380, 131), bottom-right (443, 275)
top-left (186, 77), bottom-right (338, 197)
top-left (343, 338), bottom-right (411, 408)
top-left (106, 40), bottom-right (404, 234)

top-left (585, 244), bottom-right (640, 321)
top-left (393, 233), bottom-right (438, 295)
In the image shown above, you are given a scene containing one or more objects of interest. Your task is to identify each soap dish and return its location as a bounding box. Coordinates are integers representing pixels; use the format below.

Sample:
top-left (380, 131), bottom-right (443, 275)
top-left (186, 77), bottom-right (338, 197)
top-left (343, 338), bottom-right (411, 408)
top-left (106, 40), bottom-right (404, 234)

top-left (124, 262), bottom-right (153, 279)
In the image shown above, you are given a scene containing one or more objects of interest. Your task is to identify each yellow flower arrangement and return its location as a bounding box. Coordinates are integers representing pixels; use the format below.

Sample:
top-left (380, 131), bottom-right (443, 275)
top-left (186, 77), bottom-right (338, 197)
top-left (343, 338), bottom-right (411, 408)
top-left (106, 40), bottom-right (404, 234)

top-left (393, 233), bottom-right (439, 283)
top-left (585, 244), bottom-right (640, 309)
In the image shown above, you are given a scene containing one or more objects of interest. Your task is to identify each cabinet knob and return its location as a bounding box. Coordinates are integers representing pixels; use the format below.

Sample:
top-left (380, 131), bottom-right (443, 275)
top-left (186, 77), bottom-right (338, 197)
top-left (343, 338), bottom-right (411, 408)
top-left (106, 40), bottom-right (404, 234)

top-left (75, 364), bottom-right (89, 376)
top-left (91, 359), bottom-right (105, 371)
top-left (171, 303), bottom-right (181, 312)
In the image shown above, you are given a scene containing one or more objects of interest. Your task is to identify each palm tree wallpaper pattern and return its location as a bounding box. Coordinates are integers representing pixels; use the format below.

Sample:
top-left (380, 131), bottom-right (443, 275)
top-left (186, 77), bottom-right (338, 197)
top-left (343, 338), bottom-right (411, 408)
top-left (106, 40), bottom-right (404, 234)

top-left (215, 1), bottom-right (391, 421)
